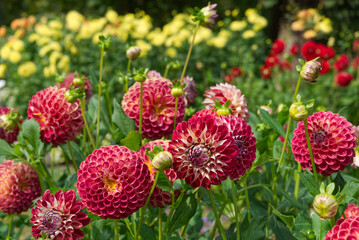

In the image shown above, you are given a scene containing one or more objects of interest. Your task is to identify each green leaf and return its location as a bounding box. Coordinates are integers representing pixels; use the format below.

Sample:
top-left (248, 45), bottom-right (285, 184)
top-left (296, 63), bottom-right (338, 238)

top-left (311, 212), bottom-right (331, 240)
top-left (271, 207), bottom-right (294, 230)
top-left (22, 119), bottom-right (41, 152)
top-left (251, 153), bottom-right (277, 171)
top-left (64, 173), bottom-right (77, 188)
top-left (60, 141), bottom-right (86, 167)
top-left (296, 65), bottom-right (302, 72)
top-left (271, 215), bottom-right (296, 240)
top-left (112, 100), bottom-right (135, 136)
top-left (298, 171), bottom-right (320, 196)
top-left (259, 109), bottom-right (286, 138)
top-left (333, 172), bottom-right (346, 195)
top-left (222, 177), bottom-right (233, 202)
top-left (240, 216), bottom-right (266, 240)
top-left (139, 223), bottom-right (156, 240)
top-left (298, 59), bottom-right (305, 65)
top-left (292, 214), bottom-right (312, 240)
top-left (277, 187), bottom-right (306, 209)
top-left (91, 220), bottom-right (113, 239)
top-left (157, 171), bottom-right (173, 191)
top-left (337, 182), bottom-right (359, 204)
top-left (167, 194), bottom-right (197, 234)
top-left (120, 130), bottom-right (141, 151)
top-left (326, 183), bottom-right (335, 195)
top-left (0, 139), bottom-right (17, 158)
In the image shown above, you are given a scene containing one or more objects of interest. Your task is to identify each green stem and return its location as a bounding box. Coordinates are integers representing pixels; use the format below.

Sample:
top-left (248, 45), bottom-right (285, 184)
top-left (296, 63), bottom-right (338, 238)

top-left (67, 141), bottom-right (78, 172)
top-left (163, 64), bottom-right (170, 79)
top-left (159, 208), bottom-right (162, 240)
top-left (292, 76), bottom-right (302, 102)
top-left (181, 189), bottom-right (205, 237)
top-left (276, 118), bottom-right (293, 173)
top-left (6, 214), bottom-right (13, 240)
top-left (38, 159), bottom-right (56, 188)
top-left (51, 148), bottom-right (55, 176)
top-left (135, 172), bottom-right (159, 240)
top-left (210, 198), bottom-right (229, 240)
top-left (304, 117), bottom-right (318, 181)
top-left (64, 155), bottom-right (70, 173)
top-left (164, 189), bottom-right (185, 233)
top-left (124, 59), bottom-right (131, 93)
top-left (124, 218), bottom-right (135, 239)
top-left (208, 190), bottom-right (227, 240)
top-left (114, 219), bottom-right (119, 240)
top-left (80, 98), bottom-right (96, 150)
top-left (231, 181), bottom-right (240, 240)
top-left (173, 97), bottom-right (179, 131)
top-left (86, 209), bottom-right (92, 239)
top-left (179, 22), bottom-right (200, 83)
top-left (244, 180), bottom-right (252, 222)
top-left (96, 45), bottom-right (105, 146)
top-left (294, 163), bottom-right (302, 200)
top-left (138, 82), bottom-right (144, 139)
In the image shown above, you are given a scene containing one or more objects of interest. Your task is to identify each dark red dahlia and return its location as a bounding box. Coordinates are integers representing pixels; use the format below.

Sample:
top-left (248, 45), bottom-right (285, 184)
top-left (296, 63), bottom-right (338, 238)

top-left (319, 60), bottom-right (330, 75)
top-left (271, 39), bottom-right (285, 55)
top-left (59, 72), bottom-right (93, 104)
top-left (335, 72), bottom-right (353, 87)
top-left (138, 140), bottom-right (180, 208)
top-left (260, 65), bottom-right (272, 79)
top-left (0, 160), bottom-right (41, 214)
top-left (122, 77), bottom-right (185, 139)
top-left (231, 67), bottom-right (242, 77)
top-left (334, 54), bottom-right (349, 71)
top-left (28, 86), bottom-right (84, 146)
top-left (319, 45), bottom-right (335, 60)
top-left (169, 114), bottom-right (238, 189)
top-left (290, 44), bottom-right (299, 55)
top-left (31, 190), bottom-right (90, 240)
top-left (291, 111), bottom-right (358, 176)
top-left (265, 54), bottom-right (280, 67)
top-left (301, 41), bottom-right (318, 61)
top-left (325, 217), bottom-right (359, 240)
top-left (352, 57), bottom-right (359, 69)
top-left (77, 145), bottom-right (152, 219)
top-left (0, 107), bottom-right (22, 144)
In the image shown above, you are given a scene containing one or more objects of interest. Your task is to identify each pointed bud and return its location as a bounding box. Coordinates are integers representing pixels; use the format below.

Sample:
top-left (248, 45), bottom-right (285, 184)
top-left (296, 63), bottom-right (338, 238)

top-left (289, 102), bottom-right (308, 121)
top-left (313, 193), bottom-right (338, 219)
top-left (300, 58), bottom-right (322, 82)
top-left (152, 151), bottom-right (173, 171)
top-left (126, 46), bottom-right (141, 61)
top-left (199, 4), bottom-right (218, 28)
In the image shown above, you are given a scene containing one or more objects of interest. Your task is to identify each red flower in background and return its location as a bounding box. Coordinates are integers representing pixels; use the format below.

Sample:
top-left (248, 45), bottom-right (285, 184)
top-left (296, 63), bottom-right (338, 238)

top-left (290, 44), bottom-right (299, 55)
top-left (334, 54), bottom-right (349, 71)
top-left (224, 74), bottom-right (234, 83)
top-left (352, 57), bottom-right (359, 69)
top-left (319, 60), bottom-right (330, 75)
top-left (280, 60), bottom-right (291, 71)
top-left (325, 217), bottom-right (359, 240)
top-left (265, 54), bottom-right (280, 67)
top-left (301, 41), bottom-right (318, 61)
top-left (260, 65), bottom-right (272, 79)
top-left (335, 72), bottom-right (353, 87)
top-left (353, 40), bottom-right (359, 52)
top-left (60, 73), bottom-right (93, 104)
top-left (271, 39), bottom-right (285, 55)
top-left (319, 45), bottom-right (335, 60)
top-left (231, 67), bottom-right (242, 77)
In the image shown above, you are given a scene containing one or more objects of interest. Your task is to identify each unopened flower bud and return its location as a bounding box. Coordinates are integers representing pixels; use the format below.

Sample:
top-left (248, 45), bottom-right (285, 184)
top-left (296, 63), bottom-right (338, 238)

top-left (134, 75), bottom-right (146, 83)
top-left (217, 108), bottom-right (230, 116)
top-left (64, 90), bottom-right (77, 103)
top-left (300, 58), bottom-right (322, 82)
top-left (126, 46), bottom-right (141, 61)
top-left (73, 77), bottom-right (84, 87)
top-left (0, 114), bottom-right (15, 131)
top-left (200, 4), bottom-right (218, 29)
top-left (152, 151), bottom-right (173, 171)
top-left (313, 193), bottom-right (338, 219)
top-left (289, 102), bottom-right (308, 121)
top-left (171, 87), bottom-right (184, 98)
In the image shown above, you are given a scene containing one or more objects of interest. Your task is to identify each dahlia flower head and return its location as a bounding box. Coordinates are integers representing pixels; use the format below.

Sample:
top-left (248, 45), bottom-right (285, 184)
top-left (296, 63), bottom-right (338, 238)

top-left (0, 160), bottom-right (41, 214)
top-left (28, 86), bottom-right (84, 146)
top-left (122, 77), bottom-right (185, 139)
top-left (342, 204), bottom-right (359, 219)
top-left (271, 39), bottom-right (285, 55)
top-left (325, 217), bottom-right (359, 240)
top-left (31, 190), bottom-right (91, 240)
top-left (146, 70), bottom-right (162, 78)
top-left (202, 83), bottom-right (249, 122)
top-left (0, 107), bottom-right (22, 144)
top-left (59, 72), bottom-right (93, 104)
top-left (138, 140), bottom-right (180, 208)
top-left (183, 76), bottom-right (197, 106)
top-left (77, 145), bottom-right (152, 219)
top-left (291, 111), bottom-right (357, 176)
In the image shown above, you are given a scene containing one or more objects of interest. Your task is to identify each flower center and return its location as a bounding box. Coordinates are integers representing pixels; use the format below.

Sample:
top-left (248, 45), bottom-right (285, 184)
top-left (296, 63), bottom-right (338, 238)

top-left (103, 177), bottom-right (118, 192)
top-left (187, 145), bottom-right (210, 166)
top-left (42, 210), bottom-right (62, 233)
top-left (236, 139), bottom-right (247, 156)
top-left (313, 131), bottom-right (326, 144)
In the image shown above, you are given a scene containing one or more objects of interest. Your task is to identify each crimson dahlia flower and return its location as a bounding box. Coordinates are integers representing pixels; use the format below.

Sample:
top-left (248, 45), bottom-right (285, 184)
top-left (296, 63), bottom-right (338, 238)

top-left (59, 73), bottom-right (93, 104)
top-left (0, 107), bottom-right (22, 144)
top-left (325, 217), bottom-right (359, 240)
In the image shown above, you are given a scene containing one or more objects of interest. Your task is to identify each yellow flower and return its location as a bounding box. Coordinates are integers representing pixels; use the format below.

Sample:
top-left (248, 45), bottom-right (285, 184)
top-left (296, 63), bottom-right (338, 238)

top-left (49, 20), bottom-right (63, 30)
top-left (0, 45), bottom-right (11, 60)
top-left (0, 63), bottom-right (6, 78)
top-left (166, 48), bottom-right (177, 58)
top-left (232, 9), bottom-right (239, 17)
top-left (225, 10), bottom-right (231, 16)
top-left (291, 20), bottom-right (305, 31)
top-left (217, 20), bottom-right (224, 27)
top-left (49, 51), bottom-right (62, 65)
top-left (18, 61), bottom-right (37, 77)
top-left (207, 35), bottom-right (228, 48)
top-left (243, 30), bottom-right (256, 39)
top-left (230, 20), bottom-right (247, 31)
top-left (66, 10), bottom-right (84, 32)
top-left (220, 62), bottom-right (227, 69)
top-left (36, 36), bottom-right (51, 46)
top-left (9, 51), bottom-right (21, 63)
top-left (147, 28), bottom-right (165, 46)
top-left (303, 30), bottom-right (317, 39)
top-left (28, 33), bottom-right (39, 43)
top-left (251, 44), bottom-right (258, 51)
top-left (10, 39), bottom-right (24, 51)
top-left (194, 27), bottom-right (212, 44)
top-left (315, 17), bottom-right (332, 34)
top-left (327, 37), bottom-right (335, 47)
top-left (57, 55), bottom-right (70, 72)
top-left (253, 16), bottom-right (268, 31)
top-left (105, 9), bottom-right (118, 23)
top-left (43, 66), bottom-right (50, 77)
top-left (135, 40), bottom-right (152, 56)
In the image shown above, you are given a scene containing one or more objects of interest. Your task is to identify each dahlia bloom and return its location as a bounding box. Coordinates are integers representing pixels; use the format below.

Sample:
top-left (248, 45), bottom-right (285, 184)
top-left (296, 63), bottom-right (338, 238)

top-left (199, 3), bottom-right (218, 29)
top-left (122, 77), bottom-right (185, 139)
top-left (290, 44), bottom-right (299, 55)
top-left (335, 72), bottom-right (353, 87)
top-left (271, 39), bottom-right (285, 55)
top-left (59, 72), bottom-right (93, 104)
top-left (334, 54), bottom-right (349, 71)
top-left (301, 41), bottom-right (318, 61)
top-left (28, 86), bottom-right (84, 146)
top-left (319, 60), bottom-right (330, 75)
top-left (291, 111), bottom-right (358, 176)
top-left (342, 204), bottom-right (359, 219)
top-left (325, 217), bottom-right (359, 240)
top-left (353, 57), bottom-right (359, 69)
top-left (202, 83), bottom-right (249, 122)
top-left (0, 107), bottom-right (22, 144)
top-left (0, 160), bottom-right (41, 214)
top-left (353, 40), bottom-right (359, 52)
top-left (265, 54), bottom-right (280, 67)
top-left (224, 74), bottom-right (234, 84)
top-left (31, 190), bottom-right (91, 239)
top-left (280, 61), bottom-right (291, 71)
top-left (319, 45), bottom-right (335, 60)
top-left (77, 145), bottom-right (152, 219)
top-left (183, 76), bottom-right (197, 106)
top-left (138, 140), bottom-right (180, 208)
top-left (260, 65), bottom-right (272, 79)
top-left (231, 67), bottom-right (242, 77)
top-left (146, 70), bottom-right (162, 78)
top-left (169, 114), bottom-right (239, 189)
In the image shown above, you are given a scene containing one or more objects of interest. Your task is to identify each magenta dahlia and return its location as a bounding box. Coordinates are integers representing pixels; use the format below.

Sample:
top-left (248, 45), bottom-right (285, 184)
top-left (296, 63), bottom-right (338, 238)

top-left (31, 190), bottom-right (90, 240)
top-left (291, 111), bottom-right (358, 176)
top-left (77, 145), bottom-right (151, 219)
top-left (202, 83), bottom-right (249, 122)
top-left (28, 86), bottom-right (84, 146)
top-left (138, 140), bottom-right (180, 208)
top-left (122, 77), bottom-right (185, 139)
top-left (169, 114), bottom-right (238, 189)
top-left (325, 217), bottom-right (359, 240)
top-left (183, 76), bottom-right (197, 106)
top-left (59, 72), bottom-right (93, 104)
top-left (0, 107), bottom-right (22, 144)
top-left (147, 70), bottom-right (162, 78)
top-left (0, 160), bottom-right (41, 214)
top-left (342, 204), bottom-right (359, 219)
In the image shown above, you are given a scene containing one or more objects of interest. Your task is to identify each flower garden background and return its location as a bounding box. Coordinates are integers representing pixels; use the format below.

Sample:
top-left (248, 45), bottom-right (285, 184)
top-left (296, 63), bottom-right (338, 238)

top-left (0, 0), bottom-right (359, 239)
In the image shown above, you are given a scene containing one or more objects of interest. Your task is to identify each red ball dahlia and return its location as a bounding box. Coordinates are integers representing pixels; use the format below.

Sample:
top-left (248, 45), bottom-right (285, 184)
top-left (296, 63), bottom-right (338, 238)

top-left (260, 65), bottom-right (272, 79)
top-left (77, 145), bottom-right (152, 219)
top-left (334, 55), bottom-right (350, 71)
top-left (169, 114), bottom-right (239, 189)
top-left (31, 190), bottom-right (90, 240)
top-left (290, 44), bottom-right (299, 55)
top-left (319, 45), bottom-right (335, 60)
top-left (0, 107), bottom-right (22, 144)
top-left (138, 140), bottom-right (180, 208)
top-left (231, 67), bottom-right (242, 77)
top-left (325, 217), bottom-right (359, 240)
top-left (335, 72), bottom-right (353, 87)
top-left (280, 60), bottom-right (292, 71)
top-left (202, 83), bottom-right (249, 122)
top-left (352, 57), bottom-right (359, 69)
top-left (291, 111), bottom-right (358, 176)
top-left (122, 77), bottom-right (185, 139)
top-left (265, 54), bottom-right (280, 67)
top-left (319, 60), bottom-right (330, 75)
top-left (301, 41), bottom-right (318, 61)
top-left (0, 160), bottom-right (41, 214)
top-left (342, 204), bottom-right (359, 219)
top-left (271, 39), bottom-right (285, 55)
top-left (59, 72), bottom-right (93, 104)
top-left (28, 86), bottom-right (84, 146)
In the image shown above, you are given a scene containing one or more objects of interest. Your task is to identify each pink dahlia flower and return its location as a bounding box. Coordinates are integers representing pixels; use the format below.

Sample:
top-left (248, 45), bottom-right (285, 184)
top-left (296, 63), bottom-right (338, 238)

top-left (183, 76), bottom-right (197, 106)
top-left (202, 83), bottom-right (249, 122)
top-left (31, 190), bottom-right (90, 240)
top-left (0, 160), bottom-right (41, 214)
top-left (325, 217), bottom-right (359, 240)
top-left (292, 111), bottom-right (358, 176)
top-left (341, 204), bottom-right (359, 219)
top-left (59, 73), bottom-right (93, 104)
top-left (138, 140), bottom-right (180, 208)
top-left (169, 114), bottom-right (238, 189)
top-left (28, 86), bottom-right (84, 146)
top-left (77, 145), bottom-right (152, 219)
top-left (0, 107), bottom-right (22, 144)
top-left (122, 77), bottom-right (185, 139)
top-left (146, 70), bottom-right (162, 79)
